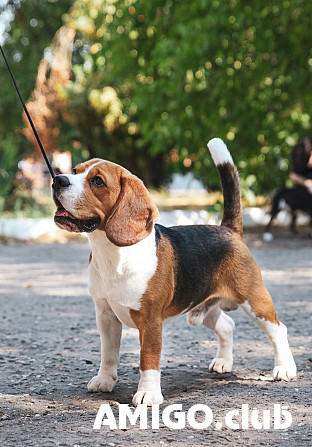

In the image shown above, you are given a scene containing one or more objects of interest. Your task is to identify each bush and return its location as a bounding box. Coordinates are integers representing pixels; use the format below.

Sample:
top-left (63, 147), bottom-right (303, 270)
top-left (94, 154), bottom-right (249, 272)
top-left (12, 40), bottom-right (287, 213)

top-left (65, 0), bottom-right (312, 192)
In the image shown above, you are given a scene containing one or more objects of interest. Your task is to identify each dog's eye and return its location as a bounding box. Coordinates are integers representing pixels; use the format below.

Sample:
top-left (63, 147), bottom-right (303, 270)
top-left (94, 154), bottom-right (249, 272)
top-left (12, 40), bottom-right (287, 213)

top-left (72, 168), bottom-right (77, 175)
top-left (91, 176), bottom-right (106, 188)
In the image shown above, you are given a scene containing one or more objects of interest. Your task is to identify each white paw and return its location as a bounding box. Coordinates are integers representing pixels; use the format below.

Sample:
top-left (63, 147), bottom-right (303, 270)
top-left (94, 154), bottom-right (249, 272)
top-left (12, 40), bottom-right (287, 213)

top-left (263, 232), bottom-right (274, 242)
top-left (87, 373), bottom-right (117, 393)
top-left (132, 390), bottom-right (164, 406)
top-left (209, 357), bottom-right (233, 373)
top-left (273, 362), bottom-right (297, 381)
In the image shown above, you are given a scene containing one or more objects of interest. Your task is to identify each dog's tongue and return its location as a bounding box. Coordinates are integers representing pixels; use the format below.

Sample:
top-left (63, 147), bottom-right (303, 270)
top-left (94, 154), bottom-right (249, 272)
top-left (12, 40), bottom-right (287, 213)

top-left (55, 208), bottom-right (76, 219)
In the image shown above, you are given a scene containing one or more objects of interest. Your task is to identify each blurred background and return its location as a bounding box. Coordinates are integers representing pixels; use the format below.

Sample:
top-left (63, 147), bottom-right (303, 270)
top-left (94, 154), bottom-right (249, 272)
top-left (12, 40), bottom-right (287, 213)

top-left (0, 0), bottom-right (311, 221)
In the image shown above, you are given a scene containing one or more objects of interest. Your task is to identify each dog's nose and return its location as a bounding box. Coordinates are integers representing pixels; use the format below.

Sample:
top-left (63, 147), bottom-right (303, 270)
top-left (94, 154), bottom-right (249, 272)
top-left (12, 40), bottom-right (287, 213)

top-left (52, 175), bottom-right (71, 189)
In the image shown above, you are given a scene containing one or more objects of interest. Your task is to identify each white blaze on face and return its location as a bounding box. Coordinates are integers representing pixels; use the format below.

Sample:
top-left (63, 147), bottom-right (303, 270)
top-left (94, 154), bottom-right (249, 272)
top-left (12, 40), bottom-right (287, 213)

top-left (57, 160), bottom-right (105, 218)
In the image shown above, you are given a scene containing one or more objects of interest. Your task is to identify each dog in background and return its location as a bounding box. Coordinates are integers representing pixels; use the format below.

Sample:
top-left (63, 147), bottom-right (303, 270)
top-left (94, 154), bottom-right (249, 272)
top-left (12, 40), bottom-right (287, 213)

top-left (52, 138), bottom-right (297, 406)
top-left (263, 187), bottom-right (312, 242)
top-left (264, 137), bottom-right (312, 241)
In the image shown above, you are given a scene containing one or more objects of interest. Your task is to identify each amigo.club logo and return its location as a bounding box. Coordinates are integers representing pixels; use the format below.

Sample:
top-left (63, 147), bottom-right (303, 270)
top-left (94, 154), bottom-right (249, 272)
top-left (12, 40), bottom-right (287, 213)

top-left (93, 403), bottom-right (292, 431)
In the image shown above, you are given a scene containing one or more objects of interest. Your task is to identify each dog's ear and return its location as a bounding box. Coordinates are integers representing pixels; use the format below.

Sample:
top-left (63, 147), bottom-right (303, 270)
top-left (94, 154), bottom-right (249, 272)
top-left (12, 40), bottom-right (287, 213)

top-left (105, 174), bottom-right (159, 247)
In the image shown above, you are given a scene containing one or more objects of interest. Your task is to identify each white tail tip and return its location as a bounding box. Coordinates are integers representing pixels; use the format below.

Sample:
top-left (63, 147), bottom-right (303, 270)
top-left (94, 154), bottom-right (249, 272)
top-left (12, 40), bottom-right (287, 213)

top-left (207, 138), bottom-right (233, 166)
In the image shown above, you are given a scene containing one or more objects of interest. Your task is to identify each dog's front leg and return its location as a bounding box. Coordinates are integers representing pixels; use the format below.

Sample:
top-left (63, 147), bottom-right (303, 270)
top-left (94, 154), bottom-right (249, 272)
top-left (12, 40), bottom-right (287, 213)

top-left (130, 311), bottom-right (164, 406)
top-left (88, 298), bottom-right (122, 393)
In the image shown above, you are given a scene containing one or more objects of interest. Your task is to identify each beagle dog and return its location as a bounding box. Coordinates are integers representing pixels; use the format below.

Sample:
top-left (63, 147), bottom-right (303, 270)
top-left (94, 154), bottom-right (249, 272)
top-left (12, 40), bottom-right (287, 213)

top-left (52, 138), bottom-right (297, 406)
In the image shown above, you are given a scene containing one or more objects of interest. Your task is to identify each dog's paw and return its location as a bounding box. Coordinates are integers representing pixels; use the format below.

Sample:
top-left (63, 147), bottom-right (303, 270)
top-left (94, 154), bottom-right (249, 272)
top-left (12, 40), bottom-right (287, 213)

top-left (132, 390), bottom-right (164, 406)
top-left (209, 357), bottom-right (233, 373)
top-left (273, 362), bottom-right (297, 381)
top-left (87, 373), bottom-right (117, 393)
top-left (263, 232), bottom-right (274, 242)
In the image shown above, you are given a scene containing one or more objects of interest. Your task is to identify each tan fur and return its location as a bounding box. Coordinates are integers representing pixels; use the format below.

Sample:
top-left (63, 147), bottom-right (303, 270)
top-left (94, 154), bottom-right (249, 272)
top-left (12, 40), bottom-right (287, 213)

top-left (105, 175), bottom-right (159, 246)
top-left (75, 158), bottom-right (102, 174)
top-left (57, 159), bottom-right (281, 373)
top-left (72, 160), bottom-right (124, 223)
top-left (218, 236), bottom-right (279, 324)
top-left (130, 234), bottom-right (176, 371)
top-left (130, 230), bottom-right (279, 372)
top-left (49, 131), bottom-right (300, 409)
top-left (71, 159), bottom-right (159, 244)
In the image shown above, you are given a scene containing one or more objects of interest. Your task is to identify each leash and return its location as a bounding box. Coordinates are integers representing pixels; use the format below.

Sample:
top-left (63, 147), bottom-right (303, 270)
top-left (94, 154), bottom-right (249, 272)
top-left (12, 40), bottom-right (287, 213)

top-left (0, 44), bottom-right (55, 179)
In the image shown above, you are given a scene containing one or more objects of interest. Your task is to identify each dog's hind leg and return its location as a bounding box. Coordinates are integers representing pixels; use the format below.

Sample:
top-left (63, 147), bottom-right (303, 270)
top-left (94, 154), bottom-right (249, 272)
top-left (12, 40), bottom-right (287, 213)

top-left (241, 286), bottom-right (296, 381)
top-left (265, 213), bottom-right (277, 233)
top-left (187, 298), bottom-right (220, 326)
top-left (264, 191), bottom-right (286, 241)
top-left (264, 205), bottom-right (280, 242)
top-left (265, 191), bottom-right (284, 233)
top-left (309, 214), bottom-right (312, 238)
top-left (188, 300), bottom-right (235, 373)
top-left (290, 211), bottom-right (297, 234)
top-left (203, 306), bottom-right (235, 373)
top-left (228, 238), bottom-right (297, 381)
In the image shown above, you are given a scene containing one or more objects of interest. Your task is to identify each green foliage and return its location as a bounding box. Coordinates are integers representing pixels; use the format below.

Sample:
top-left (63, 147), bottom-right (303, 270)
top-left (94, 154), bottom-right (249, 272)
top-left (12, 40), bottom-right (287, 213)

top-left (0, 0), bottom-right (72, 208)
top-left (0, 136), bottom-right (20, 212)
top-left (1, 0), bottom-right (312, 202)
top-left (66, 0), bottom-right (312, 192)
top-left (0, 0), bottom-right (72, 140)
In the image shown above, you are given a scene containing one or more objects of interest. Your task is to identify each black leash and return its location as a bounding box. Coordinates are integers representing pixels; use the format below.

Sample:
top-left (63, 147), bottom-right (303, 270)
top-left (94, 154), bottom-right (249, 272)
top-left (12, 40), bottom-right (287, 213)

top-left (0, 44), bottom-right (55, 179)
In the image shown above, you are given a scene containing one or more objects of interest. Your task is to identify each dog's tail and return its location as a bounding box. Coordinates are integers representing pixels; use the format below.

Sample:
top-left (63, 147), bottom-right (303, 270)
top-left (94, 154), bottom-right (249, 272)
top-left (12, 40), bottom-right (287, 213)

top-left (207, 138), bottom-right (243, 236)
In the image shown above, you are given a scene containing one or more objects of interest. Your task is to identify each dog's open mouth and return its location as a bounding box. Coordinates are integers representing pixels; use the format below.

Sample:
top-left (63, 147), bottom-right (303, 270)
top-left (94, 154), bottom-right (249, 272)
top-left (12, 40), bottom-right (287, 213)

top-left (53, 197), bottom-right (100, 233)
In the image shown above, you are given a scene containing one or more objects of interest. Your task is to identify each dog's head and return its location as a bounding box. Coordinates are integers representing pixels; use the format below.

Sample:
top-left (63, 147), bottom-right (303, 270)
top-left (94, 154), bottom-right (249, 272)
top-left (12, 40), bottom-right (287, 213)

top-left (52, 159), bottom-right (159, 246)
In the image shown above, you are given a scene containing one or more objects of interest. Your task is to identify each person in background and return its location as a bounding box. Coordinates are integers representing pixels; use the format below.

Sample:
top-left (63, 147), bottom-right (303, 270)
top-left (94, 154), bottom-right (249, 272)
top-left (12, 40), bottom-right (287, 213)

top-left (263, 137), bottom-right (312, 241)
top-left (290, 137), bottom-right (312, 195)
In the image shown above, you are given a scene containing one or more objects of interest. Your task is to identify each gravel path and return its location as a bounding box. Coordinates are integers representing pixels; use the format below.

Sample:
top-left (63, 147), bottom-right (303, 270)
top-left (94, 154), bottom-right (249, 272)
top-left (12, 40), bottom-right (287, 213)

top-left (0, 231), bottom-right (311, 446)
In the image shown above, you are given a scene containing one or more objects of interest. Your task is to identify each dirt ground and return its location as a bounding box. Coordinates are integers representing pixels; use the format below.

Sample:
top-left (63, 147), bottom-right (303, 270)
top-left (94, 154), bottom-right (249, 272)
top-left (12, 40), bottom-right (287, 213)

top-left (0, 230), bottom-right (311, 446)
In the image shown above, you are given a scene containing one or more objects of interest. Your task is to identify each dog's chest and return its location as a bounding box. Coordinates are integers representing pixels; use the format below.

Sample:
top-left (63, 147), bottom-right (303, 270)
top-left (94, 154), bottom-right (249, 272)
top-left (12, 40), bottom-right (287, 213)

top-left (88, 231), bottom-right (158, 326)
top-left (89, 259), bottom-right (148, 307)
